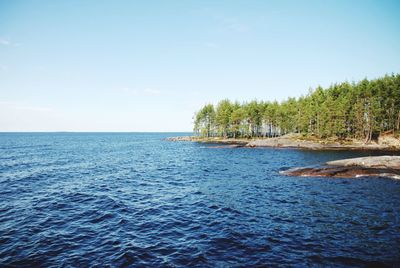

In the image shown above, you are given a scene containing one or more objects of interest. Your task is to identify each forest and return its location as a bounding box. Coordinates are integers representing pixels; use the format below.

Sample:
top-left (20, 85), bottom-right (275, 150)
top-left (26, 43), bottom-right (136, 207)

top-left (193, 74), bottom-right (400, 143)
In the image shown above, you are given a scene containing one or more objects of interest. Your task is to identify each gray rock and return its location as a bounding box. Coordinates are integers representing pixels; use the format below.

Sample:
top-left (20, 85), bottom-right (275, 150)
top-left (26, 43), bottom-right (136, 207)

top-left (283, 156), bottom-right (400, 179)
top-left (327, 156), bottom-right (400, 170)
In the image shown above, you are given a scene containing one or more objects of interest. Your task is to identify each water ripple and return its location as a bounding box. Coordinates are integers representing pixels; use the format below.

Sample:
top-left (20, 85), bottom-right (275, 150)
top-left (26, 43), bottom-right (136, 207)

top-left (0, 133), bottom-right (399, 267)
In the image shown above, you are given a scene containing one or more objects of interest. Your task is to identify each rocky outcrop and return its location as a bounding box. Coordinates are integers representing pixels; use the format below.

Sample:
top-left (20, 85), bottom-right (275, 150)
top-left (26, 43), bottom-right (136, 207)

top-left (327, 156), bottom-right (400, 169)
top-left (167, 134), bottom-right (400, 151)
top-left (246, 136), bottom-right (326, 149)
top-left (282, 156), bottom-right (400, 179)
top-left (246, 135), bottom-right (400, 150)
top-left (166, 136), bottom-right (248, 145)
top-left (166, 136), bottom-right (194, 142)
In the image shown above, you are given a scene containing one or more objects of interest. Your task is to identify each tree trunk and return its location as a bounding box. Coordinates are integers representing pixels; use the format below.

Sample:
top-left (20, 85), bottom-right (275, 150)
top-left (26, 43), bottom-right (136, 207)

top-left (364, 114), bottom-right (373, 144)
top-left (397, 111), bottom-right (400, 131)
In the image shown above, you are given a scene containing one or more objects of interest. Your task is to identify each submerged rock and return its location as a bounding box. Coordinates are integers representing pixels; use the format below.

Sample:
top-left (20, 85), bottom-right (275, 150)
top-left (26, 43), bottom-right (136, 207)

top-left (282, 156), bottom-right (400, 179)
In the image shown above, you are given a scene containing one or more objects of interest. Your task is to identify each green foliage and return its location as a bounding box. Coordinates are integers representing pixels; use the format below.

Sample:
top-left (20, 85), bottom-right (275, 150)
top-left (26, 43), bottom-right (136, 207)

top-left (193, 74), bottom-right (400, 141)
top-left (215, 99), bottom-right (233, 137)
top-left (194, 104), bottom-right (215, 137)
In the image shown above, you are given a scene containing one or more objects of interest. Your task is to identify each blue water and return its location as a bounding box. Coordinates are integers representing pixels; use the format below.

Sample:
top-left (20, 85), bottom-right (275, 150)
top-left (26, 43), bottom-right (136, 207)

top-left (0, 133), bottom-right (399, 267)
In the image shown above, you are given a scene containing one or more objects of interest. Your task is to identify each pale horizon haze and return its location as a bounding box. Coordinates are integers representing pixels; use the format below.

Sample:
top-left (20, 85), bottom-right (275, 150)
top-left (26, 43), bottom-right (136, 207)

top-left (1, 0), bottom-right (399, 132)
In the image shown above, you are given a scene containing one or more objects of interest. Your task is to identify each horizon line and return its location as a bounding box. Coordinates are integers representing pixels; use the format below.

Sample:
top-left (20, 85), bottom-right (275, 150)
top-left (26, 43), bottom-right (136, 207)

top-left (0, 131), bottom-right (193, 133)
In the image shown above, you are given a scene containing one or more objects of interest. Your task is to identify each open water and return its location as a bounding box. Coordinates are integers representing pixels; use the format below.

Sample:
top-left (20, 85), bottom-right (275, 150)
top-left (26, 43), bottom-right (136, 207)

top-left (0, 133), bottom-right (399, 267)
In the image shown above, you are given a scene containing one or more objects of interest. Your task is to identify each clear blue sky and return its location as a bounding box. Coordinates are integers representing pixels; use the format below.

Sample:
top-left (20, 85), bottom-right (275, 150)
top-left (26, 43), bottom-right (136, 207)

top-left (1, 0), bottom-right (399, 131)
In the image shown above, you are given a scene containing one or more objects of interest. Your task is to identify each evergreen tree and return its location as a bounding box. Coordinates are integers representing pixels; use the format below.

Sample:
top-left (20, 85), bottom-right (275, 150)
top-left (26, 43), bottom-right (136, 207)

top-left (193, 74), bottom-right (400, 141)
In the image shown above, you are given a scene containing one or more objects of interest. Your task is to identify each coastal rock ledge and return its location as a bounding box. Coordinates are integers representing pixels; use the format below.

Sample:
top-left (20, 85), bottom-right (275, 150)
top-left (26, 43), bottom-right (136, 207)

top-left (282, 156), bottom-right (400, 179)
top-left (166, 136), bottom-right (194, 142)
top-left (166, 134), bottom-right (400, 150)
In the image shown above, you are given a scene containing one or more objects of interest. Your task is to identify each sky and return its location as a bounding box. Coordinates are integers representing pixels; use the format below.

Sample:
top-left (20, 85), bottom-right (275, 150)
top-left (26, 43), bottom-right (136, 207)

top-left (0, 0), bottom-right (399, 132)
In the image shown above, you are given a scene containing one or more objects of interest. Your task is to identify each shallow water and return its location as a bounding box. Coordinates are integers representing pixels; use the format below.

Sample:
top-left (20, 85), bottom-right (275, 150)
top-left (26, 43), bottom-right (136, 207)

top-left (0, 133), bottom-right (399, 267)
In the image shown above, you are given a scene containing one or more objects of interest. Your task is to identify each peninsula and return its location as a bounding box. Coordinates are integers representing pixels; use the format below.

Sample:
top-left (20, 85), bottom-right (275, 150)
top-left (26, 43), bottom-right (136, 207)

top-left (167, 132), bottom-right (400, 151)
top-left (169, 74), bottom-right (400, 151)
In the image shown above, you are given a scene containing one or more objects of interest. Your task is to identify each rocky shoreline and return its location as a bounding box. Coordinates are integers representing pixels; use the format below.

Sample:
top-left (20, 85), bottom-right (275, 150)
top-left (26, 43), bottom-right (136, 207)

top-left (167, 136), bottom-right (400, 179)
top-left (281, 156), bottom-right (400, 179)
top-left (166, 134), bottom-right (400, 151)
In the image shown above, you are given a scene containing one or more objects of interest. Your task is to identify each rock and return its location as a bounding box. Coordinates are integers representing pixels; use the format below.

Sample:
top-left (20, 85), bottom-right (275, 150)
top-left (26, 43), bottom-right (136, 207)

top-left (168, 135), bottom-right (400, 151)
top-left (282, 155), bottom-right (400, 179)
top-left (378, 134), bottom-right (400, 148)
top-left (282, 166), bottom-right (400, 179)
top-left (246, 137), bottom-right (325, 149)
top-left (327, 156), bottom-right (400, 169)
top-left (166, 136), bottom-right (194, 142)
top-left (206, 144), bottom-right (243, 148)
top-left (166, 136), bottom-right (248, 145)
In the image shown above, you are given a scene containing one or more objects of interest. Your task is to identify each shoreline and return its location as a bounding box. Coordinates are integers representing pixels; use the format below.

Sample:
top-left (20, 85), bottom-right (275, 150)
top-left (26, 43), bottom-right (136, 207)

top-left (281, 156), bottom-right (400, 179)
top-left (166, 134), bottom-right (400, 151)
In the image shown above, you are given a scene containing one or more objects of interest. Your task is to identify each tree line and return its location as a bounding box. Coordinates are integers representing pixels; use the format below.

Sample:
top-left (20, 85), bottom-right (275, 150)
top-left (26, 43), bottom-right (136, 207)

top-left (193, 74), bottom-right (400, 142)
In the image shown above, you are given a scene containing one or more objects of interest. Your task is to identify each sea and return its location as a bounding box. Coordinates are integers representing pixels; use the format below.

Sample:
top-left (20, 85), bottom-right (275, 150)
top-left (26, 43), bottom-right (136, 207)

top-left (0, 132), bottom-right (399, 267)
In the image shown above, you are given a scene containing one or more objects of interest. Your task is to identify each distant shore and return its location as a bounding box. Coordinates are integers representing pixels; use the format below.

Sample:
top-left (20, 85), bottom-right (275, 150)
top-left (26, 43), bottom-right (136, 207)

top-left (167, 133), bottom-right (400, 151)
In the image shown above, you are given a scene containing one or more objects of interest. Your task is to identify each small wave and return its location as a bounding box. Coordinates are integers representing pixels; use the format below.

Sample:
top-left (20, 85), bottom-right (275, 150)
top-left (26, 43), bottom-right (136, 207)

top-left (1, 133), bottom-right (399, 267)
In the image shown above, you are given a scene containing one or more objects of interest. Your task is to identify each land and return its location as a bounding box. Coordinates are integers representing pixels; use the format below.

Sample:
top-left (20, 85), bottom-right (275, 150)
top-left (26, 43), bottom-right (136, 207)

top-left (168, 135), bottom-right (400, 178)
top-left (167, 133), bottom-right (400, 151)
top-left (168, 135), bottom-right (400, 179)
top-left (281, 155), bottom-right (400, 179)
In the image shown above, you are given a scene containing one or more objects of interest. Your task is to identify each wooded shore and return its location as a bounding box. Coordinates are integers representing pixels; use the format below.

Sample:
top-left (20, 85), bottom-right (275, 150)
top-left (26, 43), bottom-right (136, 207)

top-left (193, 74), bottom-right (400, 144)
top-left (167, 133), bottom-right (400, 151)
